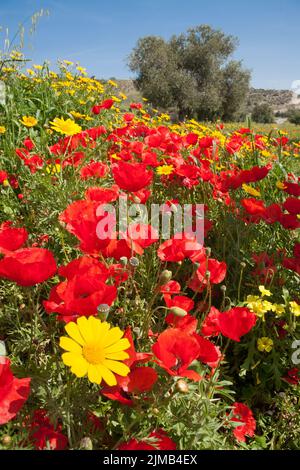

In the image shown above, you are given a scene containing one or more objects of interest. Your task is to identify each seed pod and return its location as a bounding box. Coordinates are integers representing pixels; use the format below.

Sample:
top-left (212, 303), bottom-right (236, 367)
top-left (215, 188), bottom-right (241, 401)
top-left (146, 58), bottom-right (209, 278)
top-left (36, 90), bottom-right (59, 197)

top-left (169, 306), bottom-right (187, 317)
top-left (2, 435), bottom-right (11, 446)
top-left (176, 379), bottom-right (189, 394)
top-left (129, 256), bottom-right (139, 267)
top-left (79, 437), bottom-right (93, 450)
top-left (97, 304), bottom-right (110, 321)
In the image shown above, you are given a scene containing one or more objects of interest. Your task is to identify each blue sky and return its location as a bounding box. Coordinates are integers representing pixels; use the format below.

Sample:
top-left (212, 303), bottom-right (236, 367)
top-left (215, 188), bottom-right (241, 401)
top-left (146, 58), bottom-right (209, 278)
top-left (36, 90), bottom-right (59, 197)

top-left (0, 0), bottom-right (299, 89)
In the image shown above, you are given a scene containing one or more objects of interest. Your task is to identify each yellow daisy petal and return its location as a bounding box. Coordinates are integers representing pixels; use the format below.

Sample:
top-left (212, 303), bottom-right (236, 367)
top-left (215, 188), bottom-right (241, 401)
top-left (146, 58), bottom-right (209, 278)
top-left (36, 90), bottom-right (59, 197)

top-left (88, 316), bottom-right (110, 339)
top-left (62, 351), bottom-right (82, 366)
top-left (105, 351), bottom-right (129, 361)
top-left (65, 321), bottom-right (85, 346)
top-left (103, 327), bottom-right (123, 348)
top-left (77, 316), bottom-right (94, 344)
top-left (60, 336), bottom-right (82, 353)
top-left (70, 356), bottom-right (88, 377)
top-left (97, 364), bottom-right (117, 386)
top-left (103, 359), bottom-right (130, 377)
top-left (87, 364), bottom-right (102, 384)
top-left (104, 338), bottom-right (130, 354)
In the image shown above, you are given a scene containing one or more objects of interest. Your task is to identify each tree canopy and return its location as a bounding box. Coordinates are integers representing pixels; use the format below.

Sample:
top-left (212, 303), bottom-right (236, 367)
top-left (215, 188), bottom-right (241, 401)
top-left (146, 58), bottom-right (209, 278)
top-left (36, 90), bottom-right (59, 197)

top-left (128, 25), bottom-right (251, 121)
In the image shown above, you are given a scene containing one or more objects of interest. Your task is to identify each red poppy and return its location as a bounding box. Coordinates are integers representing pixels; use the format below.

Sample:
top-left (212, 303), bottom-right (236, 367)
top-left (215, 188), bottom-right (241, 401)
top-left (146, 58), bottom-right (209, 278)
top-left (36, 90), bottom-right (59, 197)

top-left (160, 280), bottom-right (181, 295)
top-left (0, 248), bottom-right (57, 286)
top-left (152, 328), bottom-right (202, 381)
top-left (0, 358), bottom-right (31, 425)
top-left (165, 313), bottom-right (198, 335)
top-left (130, 102), bottom-right (143, 110)
top-left (283, 182), bottom-right (300, 197)
top-left (92, 99), bottom-right (114, 114)
top-left (112, 161), bottom-right (153, 192)
top-left (23, 137), bottom-right (35, 150)
top-left (85, 185), bottom-right (119, 203)
top-left (279, 213), bottom-right (300, 230)
top-left (118, 429), bottom-right (176, 450)
top-left (0, 221), bottom-right (28, 254)
top-left (157, 234), bottom-right (204, 262)
top-left (0, 170), bottom-right (8, 183)
top-left (80, 161), bottom-right (108, 180)
top-left (163, 294), bottom-right (194, 313)
top-left (59, 199), bottom-right (115, 255)
top-left (230, 402), bottom-right (256, 442)
top-left (218, 307), bottom-right (256, 342)
top-left (189, 258), bottom-right (227, 292)
top-left (43, 257), bottom-right (117, 322)
top-left (194, 334), bottom-right (221, 367)
top-left (102, 328), bottom-right (156, 405)
top-left (201, 306), bottom-right (222, 337)
top-left (241, 198), bottom-right (266, 216)
top-left (283, 242), bottom-right (300, 275)
top-left (283, 197), bottom-right (300, 215)
top-left (29, 410), bottom-right (68, 450)
top-left (282, 367), bottom-right (300, 385)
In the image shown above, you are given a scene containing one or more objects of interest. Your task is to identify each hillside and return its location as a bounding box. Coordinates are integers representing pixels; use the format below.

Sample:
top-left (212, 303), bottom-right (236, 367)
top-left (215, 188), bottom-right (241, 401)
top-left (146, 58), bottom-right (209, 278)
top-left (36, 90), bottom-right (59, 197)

top-left (114, 79), bottom-right (300, 115)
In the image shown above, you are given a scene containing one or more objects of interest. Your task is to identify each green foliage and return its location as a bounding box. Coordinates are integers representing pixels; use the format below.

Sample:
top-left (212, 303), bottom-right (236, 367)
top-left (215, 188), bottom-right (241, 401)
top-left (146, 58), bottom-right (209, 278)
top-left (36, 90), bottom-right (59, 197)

top-left (251, 103), bottom-right (275, 123)
top-left (128, 25), bottom-right (251, 121)
top-left (287, 108), bottom-right (300, 125)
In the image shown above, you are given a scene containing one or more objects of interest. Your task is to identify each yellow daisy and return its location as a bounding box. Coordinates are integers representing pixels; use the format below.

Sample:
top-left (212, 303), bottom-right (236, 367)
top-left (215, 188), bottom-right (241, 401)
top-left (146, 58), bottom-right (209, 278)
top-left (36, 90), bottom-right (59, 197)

top-left (20, 116), bottom-right (37, 127)
top-left (242, 184), bottom-right (261, 197)
top-left (60, 316), bottom-right (130, 385)
top-left (156, 165), bottom-right (174, 176)
top-left (49, 117), bottom-right (82, 136)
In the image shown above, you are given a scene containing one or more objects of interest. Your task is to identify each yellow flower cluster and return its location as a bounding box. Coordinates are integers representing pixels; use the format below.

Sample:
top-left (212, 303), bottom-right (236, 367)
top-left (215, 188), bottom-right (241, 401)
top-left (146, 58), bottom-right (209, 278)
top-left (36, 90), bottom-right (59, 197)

top-left (246, 285), bottom-right (285, 320)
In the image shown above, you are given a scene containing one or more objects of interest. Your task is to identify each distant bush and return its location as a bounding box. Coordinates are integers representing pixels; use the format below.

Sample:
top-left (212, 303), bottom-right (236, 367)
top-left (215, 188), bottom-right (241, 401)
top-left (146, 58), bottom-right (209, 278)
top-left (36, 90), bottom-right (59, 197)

top-left (288, 108), bottom-right (300, 125)
top-left (251, 103), bottom-right (274, 123)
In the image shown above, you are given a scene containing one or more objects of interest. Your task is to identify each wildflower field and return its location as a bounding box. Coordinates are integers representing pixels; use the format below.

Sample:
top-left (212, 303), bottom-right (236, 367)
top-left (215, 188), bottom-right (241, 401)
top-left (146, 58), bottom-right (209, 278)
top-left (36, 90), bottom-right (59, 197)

top-left (0, 57), bottom-right (299, 451)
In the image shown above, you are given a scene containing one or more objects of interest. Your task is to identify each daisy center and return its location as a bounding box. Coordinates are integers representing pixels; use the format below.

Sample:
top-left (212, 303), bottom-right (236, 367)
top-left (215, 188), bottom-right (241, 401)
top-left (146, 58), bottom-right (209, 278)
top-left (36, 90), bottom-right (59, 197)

top-left (82, 343), bottom-right (105, 365)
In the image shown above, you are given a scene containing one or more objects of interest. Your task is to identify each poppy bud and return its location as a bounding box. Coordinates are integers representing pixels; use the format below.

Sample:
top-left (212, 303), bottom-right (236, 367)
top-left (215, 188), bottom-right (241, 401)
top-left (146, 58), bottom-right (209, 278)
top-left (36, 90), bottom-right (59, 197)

top-left (240, 261), bottom-right (246, 268)
top-left (2, 435), bottom-right (11, 446)
top-left (169, 306), bottom-right (187, 317)
top-left (120, 256), bottom-right (128, 266)
top-left (159, 270), bottom-right (173, 285)
top-left (175, 379), bottom-right (189, 394)
top-left (221, 285), bottom-right (226, 292)
top-left (79, 437), bottom-right (93, 450)
top-left (205, 247), bottom-right (211, 257)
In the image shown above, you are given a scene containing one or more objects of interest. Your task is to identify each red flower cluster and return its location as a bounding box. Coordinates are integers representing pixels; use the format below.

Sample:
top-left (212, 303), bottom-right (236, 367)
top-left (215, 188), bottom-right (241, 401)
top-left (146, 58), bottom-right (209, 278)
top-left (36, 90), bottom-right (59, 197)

top-left (0, 358), bottom-right (30, 425)
top-left (43, 256), bottom-right (119, 322)
top-left (230, 402), bottom-right (256, 442)
top-left (0, 221), bottom-right (57, 287)
top-left (119, 429), bottom-right (176, 450)
top-left (28, 410), bottom-right (68, 450)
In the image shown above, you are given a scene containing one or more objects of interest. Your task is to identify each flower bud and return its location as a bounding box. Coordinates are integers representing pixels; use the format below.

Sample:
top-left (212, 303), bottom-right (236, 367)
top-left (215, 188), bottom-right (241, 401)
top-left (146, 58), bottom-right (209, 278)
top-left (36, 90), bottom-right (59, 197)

top-left (120, 256), bottom-right (128, 266)
top-left (79, 437), bottom-right (93, 450)
top-left (97, 304), bottom-right (110, 321)
top-left (169, 306), bottom-right (187, 317)
top-left (175, 379), bottom-right (189, 394)
top-left (2, 435), bottom-right (11, 446)
top-left (159, 270), bottom-right (173, 285)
